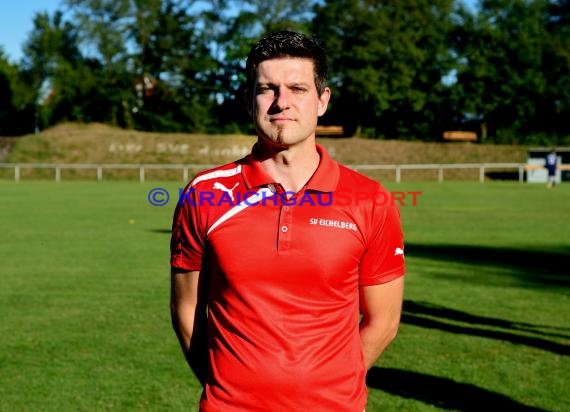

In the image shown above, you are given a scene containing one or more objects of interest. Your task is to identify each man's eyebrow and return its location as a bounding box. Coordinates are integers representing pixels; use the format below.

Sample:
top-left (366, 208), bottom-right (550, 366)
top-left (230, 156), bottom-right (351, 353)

top-left (256, 81), bottom-right (311, 87)
top-left (288, 82), bottom-right (310, 88)
top-left (255, 81), bottom-right (277, 89)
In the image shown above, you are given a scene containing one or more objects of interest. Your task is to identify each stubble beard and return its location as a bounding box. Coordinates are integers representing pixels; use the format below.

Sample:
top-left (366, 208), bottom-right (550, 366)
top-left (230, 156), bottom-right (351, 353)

top-left (258, 123), bottom-right (290, 148)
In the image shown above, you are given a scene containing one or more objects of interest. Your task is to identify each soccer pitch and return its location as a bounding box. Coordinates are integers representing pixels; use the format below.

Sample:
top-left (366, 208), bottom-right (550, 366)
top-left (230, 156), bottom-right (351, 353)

top-left (0, 181), bottom-right (568, 411)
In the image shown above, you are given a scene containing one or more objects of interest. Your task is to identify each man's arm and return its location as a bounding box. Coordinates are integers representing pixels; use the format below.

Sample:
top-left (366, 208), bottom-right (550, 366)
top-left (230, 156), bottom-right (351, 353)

top-left (170, 268), bottom-right (208, 385)
top-left (359, 276), bottom-right (405, 369)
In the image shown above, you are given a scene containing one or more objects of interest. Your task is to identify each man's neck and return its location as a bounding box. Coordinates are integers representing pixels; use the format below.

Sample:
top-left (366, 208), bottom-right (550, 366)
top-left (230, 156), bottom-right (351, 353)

top-left (256, 138), bottom-right (320, 193)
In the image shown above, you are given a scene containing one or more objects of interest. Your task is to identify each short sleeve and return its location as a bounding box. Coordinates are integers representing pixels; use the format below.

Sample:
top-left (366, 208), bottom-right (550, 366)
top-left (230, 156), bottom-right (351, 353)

top-left (358, 202), bottom-right (405, 286)
top-left (170, 183), bottom-right (206, 271)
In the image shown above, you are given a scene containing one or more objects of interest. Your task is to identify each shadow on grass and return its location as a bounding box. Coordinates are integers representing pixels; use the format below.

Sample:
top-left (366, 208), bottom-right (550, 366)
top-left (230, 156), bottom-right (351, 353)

top-left (366, 367), bottom-right (548, 411)
top-left (403, 243), bottom-right (570, 354)
top-left (402, 300), bottom-right (569, 355)
top-left (150, 228), bottom-right (173, 234)
top-left (485, 170), bottom-right (520, 181)
top-left (404, 300), bottom-right (570, 337)
top-left (406, 243), bottom-right (570, 288)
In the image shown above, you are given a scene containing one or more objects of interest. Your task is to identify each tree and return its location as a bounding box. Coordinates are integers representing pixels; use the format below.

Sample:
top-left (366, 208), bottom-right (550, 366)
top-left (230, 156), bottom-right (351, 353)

top-left (542, 0), bottom-right (570, 140)
top-left (451, 0), bottom-right (553, 143)
top-left (313, 0), bottom-right (456, 139)
top-left (61, 0), bottom-right (229, 132)
top-left (9, 0), bottom-right (565, 142)
top-left (0, 51), bottom-right (30, 135)
top-left (18, 11), bottom-right (82, 131)
top-left (20, 10), bottom-right (126, 128)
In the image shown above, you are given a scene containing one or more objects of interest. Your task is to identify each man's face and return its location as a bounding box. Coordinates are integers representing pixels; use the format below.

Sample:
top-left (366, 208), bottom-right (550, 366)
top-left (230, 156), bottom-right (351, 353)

top-left (251, 57), bottom-right (330, 148)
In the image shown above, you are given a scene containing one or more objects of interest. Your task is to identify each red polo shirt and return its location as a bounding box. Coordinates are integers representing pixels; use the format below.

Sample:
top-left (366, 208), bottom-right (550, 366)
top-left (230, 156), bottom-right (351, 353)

top-left (171, 144), bottom-right (405, 411)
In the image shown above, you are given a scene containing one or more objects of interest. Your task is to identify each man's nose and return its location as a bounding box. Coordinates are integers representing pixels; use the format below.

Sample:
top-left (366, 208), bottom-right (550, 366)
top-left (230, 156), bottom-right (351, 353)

top-left (274, 87), bottom-right (291, 110)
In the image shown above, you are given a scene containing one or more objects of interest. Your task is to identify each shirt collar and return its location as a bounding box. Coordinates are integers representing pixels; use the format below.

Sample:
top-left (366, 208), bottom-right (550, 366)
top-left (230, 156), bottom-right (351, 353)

top-left (240, 143), bottom-right (339, 192)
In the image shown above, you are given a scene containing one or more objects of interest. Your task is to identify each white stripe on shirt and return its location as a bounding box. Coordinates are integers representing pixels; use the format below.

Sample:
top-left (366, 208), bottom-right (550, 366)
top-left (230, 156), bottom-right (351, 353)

top-left (207, 187), bottom-right (273, 235)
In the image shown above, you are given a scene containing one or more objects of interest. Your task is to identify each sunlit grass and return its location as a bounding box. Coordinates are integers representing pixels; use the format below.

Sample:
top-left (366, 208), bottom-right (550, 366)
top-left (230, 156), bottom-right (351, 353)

top-left (0, 181), bottom-right (568, 411)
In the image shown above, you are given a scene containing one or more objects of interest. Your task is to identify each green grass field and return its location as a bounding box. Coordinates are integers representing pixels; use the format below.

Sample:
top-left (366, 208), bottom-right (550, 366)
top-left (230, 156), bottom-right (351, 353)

top-left (0, 181), bottom-right (568, 412)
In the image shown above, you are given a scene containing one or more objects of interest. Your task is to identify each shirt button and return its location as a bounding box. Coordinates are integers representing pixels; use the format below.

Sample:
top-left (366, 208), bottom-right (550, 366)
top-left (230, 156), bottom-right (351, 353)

top-left (283, 206), bottom-right (290, 212)
top-left (281, 225), bottom-right (288, 233)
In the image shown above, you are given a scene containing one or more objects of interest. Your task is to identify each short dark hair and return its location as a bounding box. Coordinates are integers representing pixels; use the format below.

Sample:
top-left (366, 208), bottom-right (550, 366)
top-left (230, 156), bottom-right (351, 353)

top-left (245, 31), bottom-right (328, 96)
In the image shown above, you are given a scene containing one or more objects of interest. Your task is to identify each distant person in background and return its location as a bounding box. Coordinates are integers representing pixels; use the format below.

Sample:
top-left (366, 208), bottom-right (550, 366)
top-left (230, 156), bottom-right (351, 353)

top-left (545, 148), bottom-right (558, 188)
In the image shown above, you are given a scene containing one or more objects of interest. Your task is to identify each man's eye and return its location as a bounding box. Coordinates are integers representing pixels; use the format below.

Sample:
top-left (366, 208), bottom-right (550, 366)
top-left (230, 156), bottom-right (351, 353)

top-left (257, 87), bottom-right (272, 94)
top-left (292, 87), bottom-right (306, 93)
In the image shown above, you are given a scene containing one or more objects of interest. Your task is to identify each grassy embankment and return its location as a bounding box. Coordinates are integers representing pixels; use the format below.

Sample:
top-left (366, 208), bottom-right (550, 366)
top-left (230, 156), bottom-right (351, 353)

top-left (0, 122), bottom-right (528, 182)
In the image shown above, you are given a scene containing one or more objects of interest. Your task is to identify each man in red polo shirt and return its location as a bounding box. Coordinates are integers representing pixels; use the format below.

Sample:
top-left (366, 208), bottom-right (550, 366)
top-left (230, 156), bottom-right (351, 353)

top-left (170, 31), bottom-right (405, 411)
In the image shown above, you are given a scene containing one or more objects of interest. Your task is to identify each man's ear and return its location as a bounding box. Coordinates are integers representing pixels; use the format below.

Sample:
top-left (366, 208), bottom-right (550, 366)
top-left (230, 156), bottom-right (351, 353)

top-left (244, 89), bottom-right (253, 116)
top-left (317, 87), bottom-right (331, 117)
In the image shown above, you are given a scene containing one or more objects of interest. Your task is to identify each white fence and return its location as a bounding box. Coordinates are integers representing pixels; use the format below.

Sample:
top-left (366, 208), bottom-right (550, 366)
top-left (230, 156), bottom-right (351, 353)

top-left (0, 162), bottom-right (529, 183)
